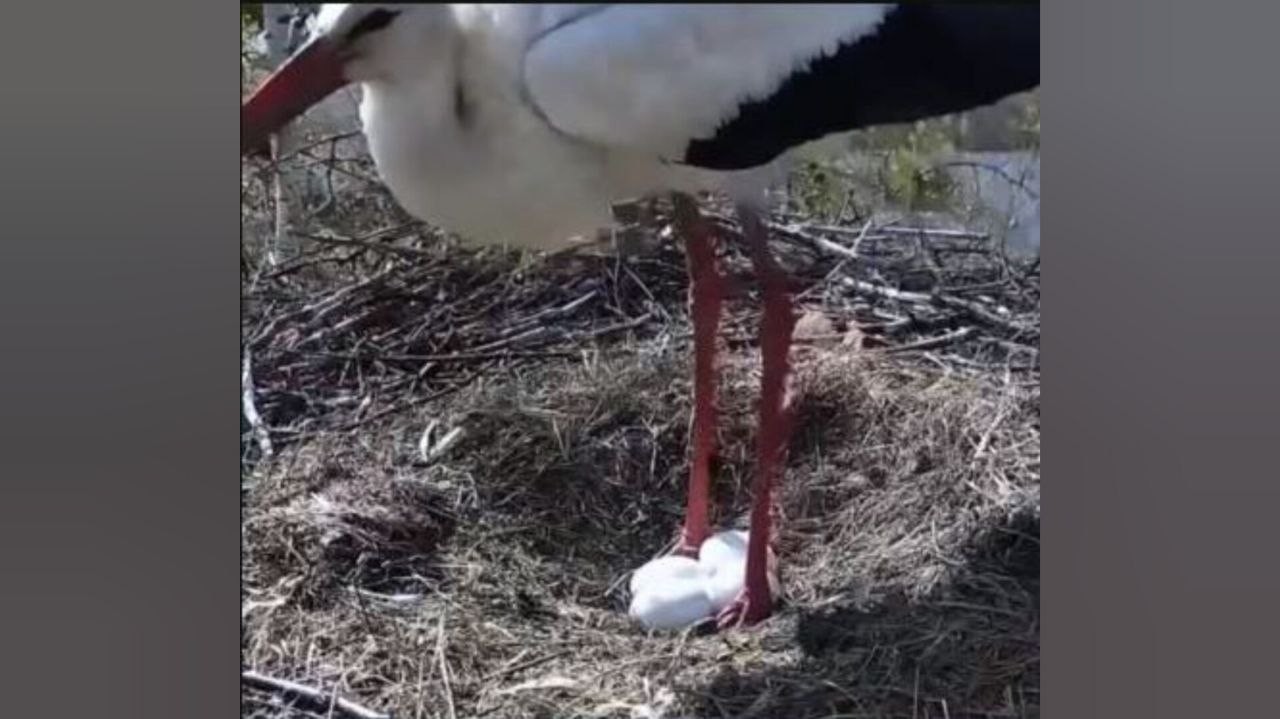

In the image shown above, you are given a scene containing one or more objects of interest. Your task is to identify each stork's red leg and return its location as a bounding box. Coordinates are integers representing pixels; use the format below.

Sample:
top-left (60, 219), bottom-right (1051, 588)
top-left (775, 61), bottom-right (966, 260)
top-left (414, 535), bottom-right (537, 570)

top-left (718, 204), bottom-right (797, 628)
top-left (671, 193), bottom-right (724, 557)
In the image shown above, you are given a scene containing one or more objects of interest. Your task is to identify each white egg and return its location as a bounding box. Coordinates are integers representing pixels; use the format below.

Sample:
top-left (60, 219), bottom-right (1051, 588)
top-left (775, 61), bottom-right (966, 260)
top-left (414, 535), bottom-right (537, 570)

top-left (627, 531), bottom-right (753, 629)
top-left (698, 530), bottom-right (748, 611)
top-left (629, 555), bottom-right (702, 596)
top-left (628, 556), bottom-right (714, 630)
top-left (698, 530), bottom-right (749, 569)
top-left (628, 580), bottom-right (715, 630)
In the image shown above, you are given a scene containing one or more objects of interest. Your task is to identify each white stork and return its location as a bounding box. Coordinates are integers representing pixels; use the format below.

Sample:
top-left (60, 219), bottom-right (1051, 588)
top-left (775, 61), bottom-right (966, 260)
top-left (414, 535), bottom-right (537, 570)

top-left (241, 3), bottom-right (1039, 630)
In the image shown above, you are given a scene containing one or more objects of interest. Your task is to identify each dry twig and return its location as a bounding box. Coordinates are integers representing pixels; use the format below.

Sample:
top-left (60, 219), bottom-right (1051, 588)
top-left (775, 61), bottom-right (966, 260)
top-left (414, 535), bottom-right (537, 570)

top-left (242, 669), bottom-right (391, 719)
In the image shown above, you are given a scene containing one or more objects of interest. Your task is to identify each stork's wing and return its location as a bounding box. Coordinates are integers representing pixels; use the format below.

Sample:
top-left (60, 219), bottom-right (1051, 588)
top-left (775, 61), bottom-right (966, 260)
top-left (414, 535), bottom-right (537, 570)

top-left (522, 4), bottom-right (1039, 170)
top-left (523, 4), bottom-right (893, 158)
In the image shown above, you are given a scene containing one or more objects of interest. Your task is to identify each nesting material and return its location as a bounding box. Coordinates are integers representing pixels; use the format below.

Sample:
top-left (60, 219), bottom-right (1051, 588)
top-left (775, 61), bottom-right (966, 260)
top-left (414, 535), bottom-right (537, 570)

top-left (241, 166), bottom-right (1040, 717)
top-left (243, 347), bottom-right (1041, 718)
top-left (628, 530), bottom-right (749, 630)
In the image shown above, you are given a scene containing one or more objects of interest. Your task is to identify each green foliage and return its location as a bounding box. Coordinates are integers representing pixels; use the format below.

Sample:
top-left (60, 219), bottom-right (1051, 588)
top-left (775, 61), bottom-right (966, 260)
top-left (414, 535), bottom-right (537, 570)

top-left (241, 5), bottom-right (263, 32)
top-left (879, 120), bottom-right (957, 210)
top-left (1010, 90), bottom-right (1040, 149)
top-left (787, 116), bottom-right (965, 220)
top-left (789, 161), bottom-right (854, 221)
top-left (241, 6), bottom-right (267, 82)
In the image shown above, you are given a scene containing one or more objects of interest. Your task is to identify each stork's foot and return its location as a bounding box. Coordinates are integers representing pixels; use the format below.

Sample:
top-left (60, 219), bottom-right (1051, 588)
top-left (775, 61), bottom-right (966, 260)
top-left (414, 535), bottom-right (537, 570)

top-left (671, 536), bottom-right (701, 559)
top-left (673, 512), bottom-right (712, 558)
top-left (715, 587), bottom-right (773, 629)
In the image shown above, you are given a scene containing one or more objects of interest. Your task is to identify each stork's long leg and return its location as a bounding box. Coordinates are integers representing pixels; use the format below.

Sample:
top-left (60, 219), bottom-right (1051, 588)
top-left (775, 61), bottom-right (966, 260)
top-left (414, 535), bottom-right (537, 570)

top-left (671, 193), bottom-right (724, 556)
top-left (718, 202), bottom-right (797, 628)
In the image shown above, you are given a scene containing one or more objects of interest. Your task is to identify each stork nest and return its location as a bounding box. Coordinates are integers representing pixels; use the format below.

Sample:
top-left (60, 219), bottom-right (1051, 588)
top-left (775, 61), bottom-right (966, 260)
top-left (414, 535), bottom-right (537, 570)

top-left (241, 161), bottom-right (1039, 718)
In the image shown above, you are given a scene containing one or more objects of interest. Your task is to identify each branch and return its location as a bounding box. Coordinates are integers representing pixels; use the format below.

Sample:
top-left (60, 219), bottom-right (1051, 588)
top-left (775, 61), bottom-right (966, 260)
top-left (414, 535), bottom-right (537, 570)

top-left (241, 350), bottom-right (273, 460)
top-left (940, 160), bottom-right (1040, 200)
top-left (294, 233), bottom-right (435, 260)
top-left (242, 669), bottom-right (391, 719)
top-left (884, 326), bottom-right (977, 354)
top-left (838, 277), bottom-right (1032, 337)
top-left (279, 130), bottom-right (363, 163)
top-left (807, 223), bottom-right (990, 240)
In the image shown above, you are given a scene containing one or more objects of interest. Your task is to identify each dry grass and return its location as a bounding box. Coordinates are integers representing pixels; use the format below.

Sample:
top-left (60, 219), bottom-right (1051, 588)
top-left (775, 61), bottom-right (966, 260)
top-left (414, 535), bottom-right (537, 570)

top-left (243, 331), bottom-right (1038, 719)
top-left (241, 101), bottom-right (1038, 719)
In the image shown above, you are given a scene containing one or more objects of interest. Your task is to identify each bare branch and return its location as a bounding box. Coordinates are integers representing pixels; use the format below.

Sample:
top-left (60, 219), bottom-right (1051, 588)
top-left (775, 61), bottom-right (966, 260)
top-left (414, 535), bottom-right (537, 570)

top-left (242, 669), bottom-right (390, 719)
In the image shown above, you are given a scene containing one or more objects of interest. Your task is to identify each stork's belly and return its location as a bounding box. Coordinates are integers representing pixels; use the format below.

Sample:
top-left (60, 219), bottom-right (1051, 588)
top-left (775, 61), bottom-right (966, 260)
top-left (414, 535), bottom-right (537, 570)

top-left (357, 80), bottom-right (729, 251)
top-left (391, 173), bottom-right (618, 251)
top-left (366, 129), bottom-right (678, 251)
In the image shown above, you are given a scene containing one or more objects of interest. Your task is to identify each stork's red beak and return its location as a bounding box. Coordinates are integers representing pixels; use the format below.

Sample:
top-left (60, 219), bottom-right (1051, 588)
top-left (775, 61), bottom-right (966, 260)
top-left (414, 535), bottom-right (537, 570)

top-left (241, 36), bottom-right (347, 156)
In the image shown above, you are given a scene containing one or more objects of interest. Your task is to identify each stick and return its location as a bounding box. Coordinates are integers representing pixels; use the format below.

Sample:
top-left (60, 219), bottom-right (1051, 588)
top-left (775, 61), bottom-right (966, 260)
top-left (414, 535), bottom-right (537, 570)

top-left (817, 223), bottom-right (990, 240)
top-left (435, 613), bottom-right (457, 719)
top-left (973, 405), bottom-right (1009, 459)
top-left (703, 209), bottom-right (886, 261)
top-left (884, 326), bottom-right (977, 354)
top-left (276, 130), bottom-right (362, 163)
top-left (242, 670), bottom-right (391, 719)
top-left (776, 223), bottom-right (866, 261)
top-left (310, 350), bottom-right (578, 364)
top-left (480, 650), bottom-right (572, 682)
top-left (241, 350), bottom-right (273, 460)
top-left (940, 160), bottom-right (1040, 200)
top-left (294, 230), bottom-right (433, 260)
top-left (490, 291), bottom-right (599, 338)
top-left (838, 277), bottom-right (1032, 336)
top-left (467, 326), bottom-right (558, 354)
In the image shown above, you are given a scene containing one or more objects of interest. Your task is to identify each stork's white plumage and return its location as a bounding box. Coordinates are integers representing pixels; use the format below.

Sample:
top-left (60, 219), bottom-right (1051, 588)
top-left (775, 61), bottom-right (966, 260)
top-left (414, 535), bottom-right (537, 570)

top-left (242, 3), bottom-right (1039, 630)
